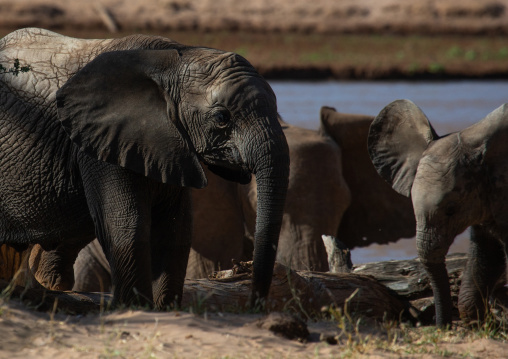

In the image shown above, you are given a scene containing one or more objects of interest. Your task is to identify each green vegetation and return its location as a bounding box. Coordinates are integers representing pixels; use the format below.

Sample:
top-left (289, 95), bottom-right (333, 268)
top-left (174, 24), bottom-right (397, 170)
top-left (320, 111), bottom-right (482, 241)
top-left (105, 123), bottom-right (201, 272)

top-left (428, 62), bottom-right (445, 74)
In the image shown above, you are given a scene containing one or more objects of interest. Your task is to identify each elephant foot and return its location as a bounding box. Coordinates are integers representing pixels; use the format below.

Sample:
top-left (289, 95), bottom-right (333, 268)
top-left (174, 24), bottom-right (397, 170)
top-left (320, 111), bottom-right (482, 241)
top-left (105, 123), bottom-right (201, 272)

top-left (31, 266), bottom-right (75, 291)
top-left (457, 293), bottom-right (488, 325)
top-left (29, 245), bottom-right (76, 291)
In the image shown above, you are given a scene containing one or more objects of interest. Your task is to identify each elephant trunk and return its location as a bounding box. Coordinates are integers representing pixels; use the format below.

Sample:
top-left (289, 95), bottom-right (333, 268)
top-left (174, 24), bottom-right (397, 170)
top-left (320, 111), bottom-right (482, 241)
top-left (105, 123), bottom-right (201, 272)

top-left (416, 229), bottom-right (453, 326)
top-left (247, 124), bottom-right (289, 306)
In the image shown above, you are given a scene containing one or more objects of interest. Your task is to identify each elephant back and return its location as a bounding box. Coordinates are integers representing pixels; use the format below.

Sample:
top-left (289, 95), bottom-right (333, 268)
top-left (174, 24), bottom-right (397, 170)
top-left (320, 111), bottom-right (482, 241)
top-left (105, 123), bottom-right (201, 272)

top-left (320, 106), bottom-right (417, 247)
top-left (0, 28), bottom-right (110, 106)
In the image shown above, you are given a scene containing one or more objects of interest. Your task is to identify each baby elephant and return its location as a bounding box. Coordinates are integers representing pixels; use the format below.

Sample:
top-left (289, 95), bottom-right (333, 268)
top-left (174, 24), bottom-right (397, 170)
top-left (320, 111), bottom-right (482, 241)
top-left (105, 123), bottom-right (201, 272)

top-left (368, 99), bottom-right (508, 327)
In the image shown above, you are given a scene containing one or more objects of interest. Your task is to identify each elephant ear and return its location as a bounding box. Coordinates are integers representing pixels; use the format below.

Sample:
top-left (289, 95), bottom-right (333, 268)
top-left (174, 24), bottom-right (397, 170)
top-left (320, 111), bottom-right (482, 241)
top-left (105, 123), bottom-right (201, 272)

top-left (56, 49), bottom-right (207, 188)
top-left (368, 99), bottom-right (439, 197)
top-left (319, 106), bottom-right (416, 247)
top-left (464, 103), bottom-right (508, 152)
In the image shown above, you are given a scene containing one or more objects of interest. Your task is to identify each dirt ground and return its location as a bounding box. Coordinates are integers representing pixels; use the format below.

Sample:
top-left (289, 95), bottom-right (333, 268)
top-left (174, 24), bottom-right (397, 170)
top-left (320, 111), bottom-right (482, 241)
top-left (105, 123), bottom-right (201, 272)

top-left (1, 1), bottom-right (508, 357)
top-left (1, 298), bottom-right (507, 359)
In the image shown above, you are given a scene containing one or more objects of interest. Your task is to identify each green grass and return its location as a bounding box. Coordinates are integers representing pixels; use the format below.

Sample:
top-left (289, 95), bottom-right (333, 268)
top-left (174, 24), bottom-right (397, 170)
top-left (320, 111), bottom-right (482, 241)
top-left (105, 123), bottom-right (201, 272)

top-left (318, 292), bottom-right (508, 358)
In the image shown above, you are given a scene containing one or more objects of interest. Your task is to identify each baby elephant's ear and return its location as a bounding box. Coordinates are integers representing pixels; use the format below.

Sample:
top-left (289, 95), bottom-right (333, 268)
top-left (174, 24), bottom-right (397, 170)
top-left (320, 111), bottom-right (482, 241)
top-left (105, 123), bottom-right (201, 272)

top-left (56, 49), bottom-right (207, 188)
top-left (368, 99), bottom-right (439, 197)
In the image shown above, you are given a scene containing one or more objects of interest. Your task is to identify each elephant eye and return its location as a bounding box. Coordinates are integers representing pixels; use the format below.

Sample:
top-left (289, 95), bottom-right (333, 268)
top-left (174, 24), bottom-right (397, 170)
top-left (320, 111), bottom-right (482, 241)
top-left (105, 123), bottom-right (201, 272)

top-left (445, 204), bottom-right (457, 217)
top-left (213, 109), bottom-right (231, 128)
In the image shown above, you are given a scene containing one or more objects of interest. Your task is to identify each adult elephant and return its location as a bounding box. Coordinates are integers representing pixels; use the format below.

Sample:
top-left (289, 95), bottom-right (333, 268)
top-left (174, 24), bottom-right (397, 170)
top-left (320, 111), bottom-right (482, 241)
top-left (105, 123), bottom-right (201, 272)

top-left (368, 99), bottom-right (508, 326)
top-left (0, 28), bottom-right (289, 308)
top-left (319, 106), bottom-right (416, 248)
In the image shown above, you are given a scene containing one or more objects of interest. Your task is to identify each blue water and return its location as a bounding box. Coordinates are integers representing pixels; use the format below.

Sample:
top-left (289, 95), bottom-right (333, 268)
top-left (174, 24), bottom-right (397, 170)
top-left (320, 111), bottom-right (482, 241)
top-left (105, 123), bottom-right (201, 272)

top-left (270, 80), bottom-right (508, 264)
top-left (271, 80), bottom-right (508, 134)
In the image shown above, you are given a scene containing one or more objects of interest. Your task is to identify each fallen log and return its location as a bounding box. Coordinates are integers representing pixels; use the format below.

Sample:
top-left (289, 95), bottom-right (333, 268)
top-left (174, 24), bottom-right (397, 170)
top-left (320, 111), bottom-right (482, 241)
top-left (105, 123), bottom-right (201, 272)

top-left (320, 235), bottom-right (466, 301)
top-left (352, 253), bottom-right (467, 301)
top-left (185, 261), bottom-right (407, 321)
top-left (0, 278), bottom-right (104, 314)
top-left (352, 253), bottom-right (468, 324)
top-left (0, 261), bottom-right (406, 321)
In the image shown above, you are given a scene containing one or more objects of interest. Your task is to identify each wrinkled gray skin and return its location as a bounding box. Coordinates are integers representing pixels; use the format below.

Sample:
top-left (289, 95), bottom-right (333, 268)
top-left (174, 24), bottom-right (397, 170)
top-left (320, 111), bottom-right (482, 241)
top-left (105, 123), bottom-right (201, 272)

top-left (0, 28), bottom-right (289, 308)
top-left (368, 99), bottom-right (508, 326)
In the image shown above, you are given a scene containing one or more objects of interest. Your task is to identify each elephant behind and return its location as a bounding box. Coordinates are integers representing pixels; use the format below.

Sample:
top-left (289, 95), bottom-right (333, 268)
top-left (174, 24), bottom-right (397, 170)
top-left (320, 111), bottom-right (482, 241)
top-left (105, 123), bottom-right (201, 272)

top-left (319, 106), bottom-right (416, 248)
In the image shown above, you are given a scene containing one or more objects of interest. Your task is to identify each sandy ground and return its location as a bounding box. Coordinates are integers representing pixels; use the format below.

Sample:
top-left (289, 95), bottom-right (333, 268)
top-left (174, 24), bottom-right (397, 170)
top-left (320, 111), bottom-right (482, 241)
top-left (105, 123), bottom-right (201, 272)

top-left (1, 297), bottom-right (508, 358)
top-left (0, 299), bottom-right (340, 359)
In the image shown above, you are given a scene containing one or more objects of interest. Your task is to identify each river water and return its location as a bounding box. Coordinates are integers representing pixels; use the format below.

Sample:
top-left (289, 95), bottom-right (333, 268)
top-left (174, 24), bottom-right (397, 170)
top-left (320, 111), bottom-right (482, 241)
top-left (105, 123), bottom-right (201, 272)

top-left (270, 80), bottom-right (508, 264)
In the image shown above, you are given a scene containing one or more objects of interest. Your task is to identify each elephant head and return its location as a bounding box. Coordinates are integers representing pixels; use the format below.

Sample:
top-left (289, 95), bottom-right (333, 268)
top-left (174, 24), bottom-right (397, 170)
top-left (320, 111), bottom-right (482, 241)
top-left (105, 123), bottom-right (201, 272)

top-left (56, 47), bottom-right (289, 305)
top-left (238, 119), bottom-right (349, 272)
top-left (368, 99), bottom-right (508, 326)
top-left (188, 119), bottom-right (348, 276)
top-left (319, 106), bottom-right (416, 248)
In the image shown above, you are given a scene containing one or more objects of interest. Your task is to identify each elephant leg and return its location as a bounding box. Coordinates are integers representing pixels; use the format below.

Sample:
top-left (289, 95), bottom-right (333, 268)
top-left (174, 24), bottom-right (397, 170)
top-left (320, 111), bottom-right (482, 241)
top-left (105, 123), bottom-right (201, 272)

top-left (458, 225), bottom-right (506, 323)
top-left (186, 249), bottom-right (216, 279)
top-left (93, 206), bottom-right (153, 308)
top-left (29, 242), bottom-right (86, 291)
top-left (150, 189), bottom-right (192, 309)
top-left (92, 209), bottom-right (153, 308)
top-left (73, 239), bottom-right (112, 292)
top-left (79, 157), bottom-right (154, 308)
top-left (0, 245), bottom-right (26, 282)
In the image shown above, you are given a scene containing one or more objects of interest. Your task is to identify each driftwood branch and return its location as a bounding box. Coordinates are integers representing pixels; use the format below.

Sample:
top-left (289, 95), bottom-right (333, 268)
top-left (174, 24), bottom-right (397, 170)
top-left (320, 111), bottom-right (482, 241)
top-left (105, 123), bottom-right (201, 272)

top-left (352, 253), bottom-right (468, 323)
top-left (185, 262), bottom-right (406, 320)
top-left (321, 235), bottom-right (353, 273)
top-left (353, 253), bottom-right (467, 300)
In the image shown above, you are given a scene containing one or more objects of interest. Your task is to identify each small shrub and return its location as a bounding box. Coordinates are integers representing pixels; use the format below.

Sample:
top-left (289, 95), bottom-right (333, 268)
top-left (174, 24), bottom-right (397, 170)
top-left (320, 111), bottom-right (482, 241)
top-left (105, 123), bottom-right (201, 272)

top-left (428, 62), bottom-right (445, 73)
top-left (464, 50), bottom-right (477, 61)
top-left (498, 47), bottom-right (508, 59)
top-left (447, 45), bottom-right (463, 58)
